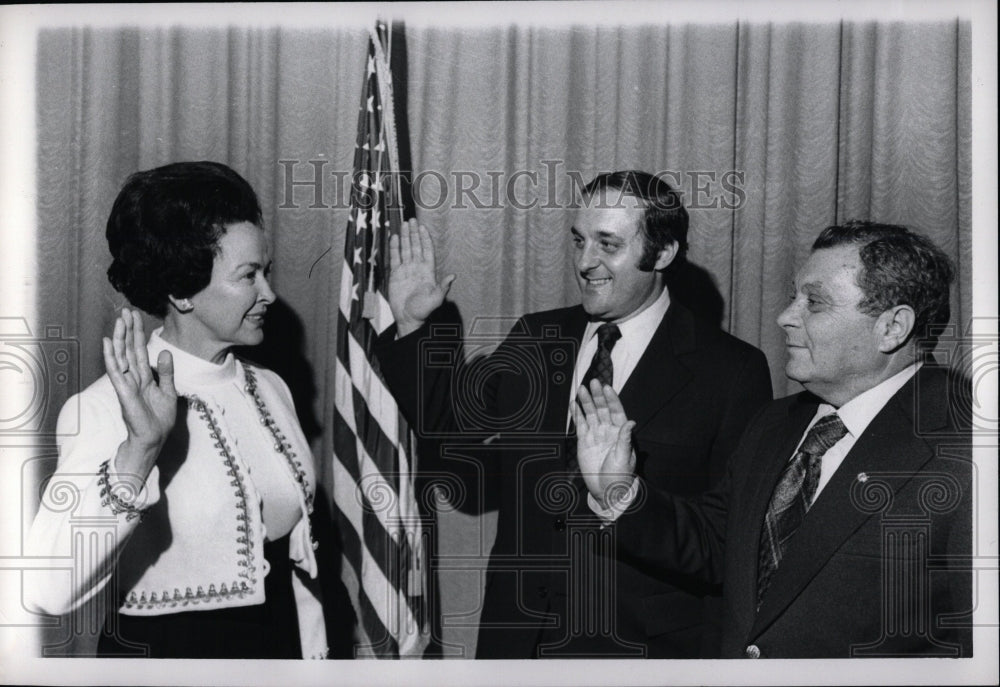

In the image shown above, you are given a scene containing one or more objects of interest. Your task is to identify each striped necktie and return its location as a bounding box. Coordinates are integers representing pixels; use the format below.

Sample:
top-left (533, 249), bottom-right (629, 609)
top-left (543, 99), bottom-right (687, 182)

top-left (756, 413), bottom-right (848, 609)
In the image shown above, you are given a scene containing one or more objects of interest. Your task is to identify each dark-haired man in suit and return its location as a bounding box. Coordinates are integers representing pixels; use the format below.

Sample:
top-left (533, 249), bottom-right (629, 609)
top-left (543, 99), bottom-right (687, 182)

top-left (576, 221), bottom-right (973, 658)
top-left (376, 171), bottom-right (772, 658)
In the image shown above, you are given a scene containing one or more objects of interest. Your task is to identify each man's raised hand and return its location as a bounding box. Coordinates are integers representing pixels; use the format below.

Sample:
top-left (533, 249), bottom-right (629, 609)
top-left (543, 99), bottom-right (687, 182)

top-left (388, 219), bottom-right (456, 337)
top-left (573, 379), bottom-right (637, 510)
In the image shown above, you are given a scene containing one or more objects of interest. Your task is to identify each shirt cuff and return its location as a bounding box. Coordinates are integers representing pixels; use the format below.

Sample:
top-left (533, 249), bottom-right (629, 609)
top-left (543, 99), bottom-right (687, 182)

top-left (586, 477), bottom-right (639, 526)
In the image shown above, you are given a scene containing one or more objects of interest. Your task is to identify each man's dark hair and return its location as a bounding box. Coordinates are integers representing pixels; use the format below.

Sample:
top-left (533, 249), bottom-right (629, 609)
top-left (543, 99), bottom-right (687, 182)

top-left (106, 161), bottom-right (263, 318)
top-left (812, 220), bottom-right (955, 348)
top-left (582, 170), bottom-right (689, 271)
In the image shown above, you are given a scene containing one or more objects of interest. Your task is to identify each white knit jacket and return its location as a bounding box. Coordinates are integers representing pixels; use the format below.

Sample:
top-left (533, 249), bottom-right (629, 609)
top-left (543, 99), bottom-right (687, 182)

top-left (25, 330), bottom-right (328, 659)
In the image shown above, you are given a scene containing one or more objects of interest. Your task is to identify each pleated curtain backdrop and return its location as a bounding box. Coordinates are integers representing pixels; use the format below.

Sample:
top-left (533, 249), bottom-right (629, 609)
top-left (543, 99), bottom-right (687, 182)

top-left (33, 21), bottom-right (971, 657)
top-left (403, 22), bottom-right (971, 396)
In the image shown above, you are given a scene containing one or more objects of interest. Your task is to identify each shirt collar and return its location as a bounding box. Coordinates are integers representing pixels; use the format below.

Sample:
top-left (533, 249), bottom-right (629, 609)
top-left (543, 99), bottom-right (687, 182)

top-left (583, 286), bottom-right (671, 344)
top-left (147, 327), bottom-right (239, 390)
top-left (814, 361), bottom-right (922, 439)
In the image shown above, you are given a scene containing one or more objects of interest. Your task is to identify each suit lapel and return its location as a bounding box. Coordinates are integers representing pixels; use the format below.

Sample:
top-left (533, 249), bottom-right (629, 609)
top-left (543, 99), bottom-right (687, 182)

top-left (748, 374), bottom-right (937, 640)
top-left (616, 302), bottom-right (695, 429)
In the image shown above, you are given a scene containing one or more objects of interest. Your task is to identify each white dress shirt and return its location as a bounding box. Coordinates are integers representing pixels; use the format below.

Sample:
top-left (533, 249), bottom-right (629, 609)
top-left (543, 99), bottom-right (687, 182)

top-left (802, 361), bottom-right (922, 503)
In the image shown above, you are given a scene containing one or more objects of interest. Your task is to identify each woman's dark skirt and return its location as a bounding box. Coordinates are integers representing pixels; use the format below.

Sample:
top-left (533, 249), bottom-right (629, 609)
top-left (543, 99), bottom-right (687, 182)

top-left (97, 536), bottom-right (301, 659)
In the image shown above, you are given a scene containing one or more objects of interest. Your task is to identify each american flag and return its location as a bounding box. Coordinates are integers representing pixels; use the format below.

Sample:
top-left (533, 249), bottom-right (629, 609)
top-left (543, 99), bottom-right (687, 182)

top-left (332, 24), bottom-right (429, 658)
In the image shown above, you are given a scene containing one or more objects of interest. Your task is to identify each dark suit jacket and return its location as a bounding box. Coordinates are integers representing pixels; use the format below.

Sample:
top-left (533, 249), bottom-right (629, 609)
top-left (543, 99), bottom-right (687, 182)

top-left (377, 300), bottom-right (772, 658)
top-left (614, 365), bottom-right (973, 658)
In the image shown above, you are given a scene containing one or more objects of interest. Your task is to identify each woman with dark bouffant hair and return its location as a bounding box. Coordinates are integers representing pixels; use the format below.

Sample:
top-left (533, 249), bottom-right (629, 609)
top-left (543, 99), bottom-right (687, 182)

top-left (26, 161), bottom-right (327, 659)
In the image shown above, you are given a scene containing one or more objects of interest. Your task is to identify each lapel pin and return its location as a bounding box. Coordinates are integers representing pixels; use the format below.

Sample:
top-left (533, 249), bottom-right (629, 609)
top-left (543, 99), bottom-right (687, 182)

top-left (857, 472), bottom-right (868, 483)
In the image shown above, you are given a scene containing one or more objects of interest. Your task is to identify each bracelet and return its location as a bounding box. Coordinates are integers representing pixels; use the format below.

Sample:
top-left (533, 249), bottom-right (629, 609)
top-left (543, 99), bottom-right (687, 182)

top-left (97, 459), bottom-right (148, 522)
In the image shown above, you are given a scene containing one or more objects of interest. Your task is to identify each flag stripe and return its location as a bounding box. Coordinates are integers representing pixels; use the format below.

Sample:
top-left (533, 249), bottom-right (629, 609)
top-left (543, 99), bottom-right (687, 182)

top-left (334, 319), bottom-right (405, 492)
top-left (333, 407), bottom-right (424, 651)
top-left (333, 391), bottom-right (426, 626)
top-left (347, 384), bottom-right (429, 625)
top-left (358, 577), bottom-right (400, 657)
top-left (347, 326), bottom-right (400, 447)
top-left (334, 507), bottom-right (397, 657)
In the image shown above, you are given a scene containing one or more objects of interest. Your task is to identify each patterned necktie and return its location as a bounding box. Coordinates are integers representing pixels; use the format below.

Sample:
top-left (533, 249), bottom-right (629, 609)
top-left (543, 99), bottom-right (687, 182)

top-left (756, 413), bottom-right (848, 609)
top-left (581, 323), bottom-right (622, 389)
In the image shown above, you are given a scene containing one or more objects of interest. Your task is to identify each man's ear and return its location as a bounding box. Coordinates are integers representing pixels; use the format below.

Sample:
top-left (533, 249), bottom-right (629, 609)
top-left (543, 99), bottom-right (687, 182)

top-left (652, 241), bottom-right (679, 271)
top-left (876, 304), bottom-right (916, 353)
top-left (167, 295), bottom-right (194, 313)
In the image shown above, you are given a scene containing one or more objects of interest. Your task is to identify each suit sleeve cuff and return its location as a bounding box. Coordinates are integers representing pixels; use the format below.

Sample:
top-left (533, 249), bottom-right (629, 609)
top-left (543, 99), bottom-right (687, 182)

top-left (586, 477), bottom-right (639, 527)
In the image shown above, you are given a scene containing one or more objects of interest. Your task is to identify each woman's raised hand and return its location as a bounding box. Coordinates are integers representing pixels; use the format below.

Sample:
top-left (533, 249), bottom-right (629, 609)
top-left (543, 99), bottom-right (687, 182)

top-left (103, 308), bottom-right (178, 453)
top-left (388, 219), bottom-right (456, 337)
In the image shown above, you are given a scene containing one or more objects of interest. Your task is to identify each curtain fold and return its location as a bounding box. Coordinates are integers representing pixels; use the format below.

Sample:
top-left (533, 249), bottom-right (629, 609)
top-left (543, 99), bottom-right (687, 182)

top-left (34, 20), bottom-right (972, 657)
top-left (731, 23), bottom-right (845, 391)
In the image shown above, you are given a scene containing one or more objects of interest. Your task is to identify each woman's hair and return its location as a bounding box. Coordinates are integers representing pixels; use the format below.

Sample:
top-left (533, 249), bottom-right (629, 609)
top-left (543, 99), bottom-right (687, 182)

top-left (106, 161), bottom-right (263, 317)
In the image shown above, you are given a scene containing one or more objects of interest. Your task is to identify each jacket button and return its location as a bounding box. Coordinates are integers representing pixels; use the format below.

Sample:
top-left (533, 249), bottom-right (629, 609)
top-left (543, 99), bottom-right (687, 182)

top-left (745, 644), bottom-right (760, 659)
top-left (554, 517), bottom-right (565, 531)
top-left (537, 585), bottom-right (548, 599)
